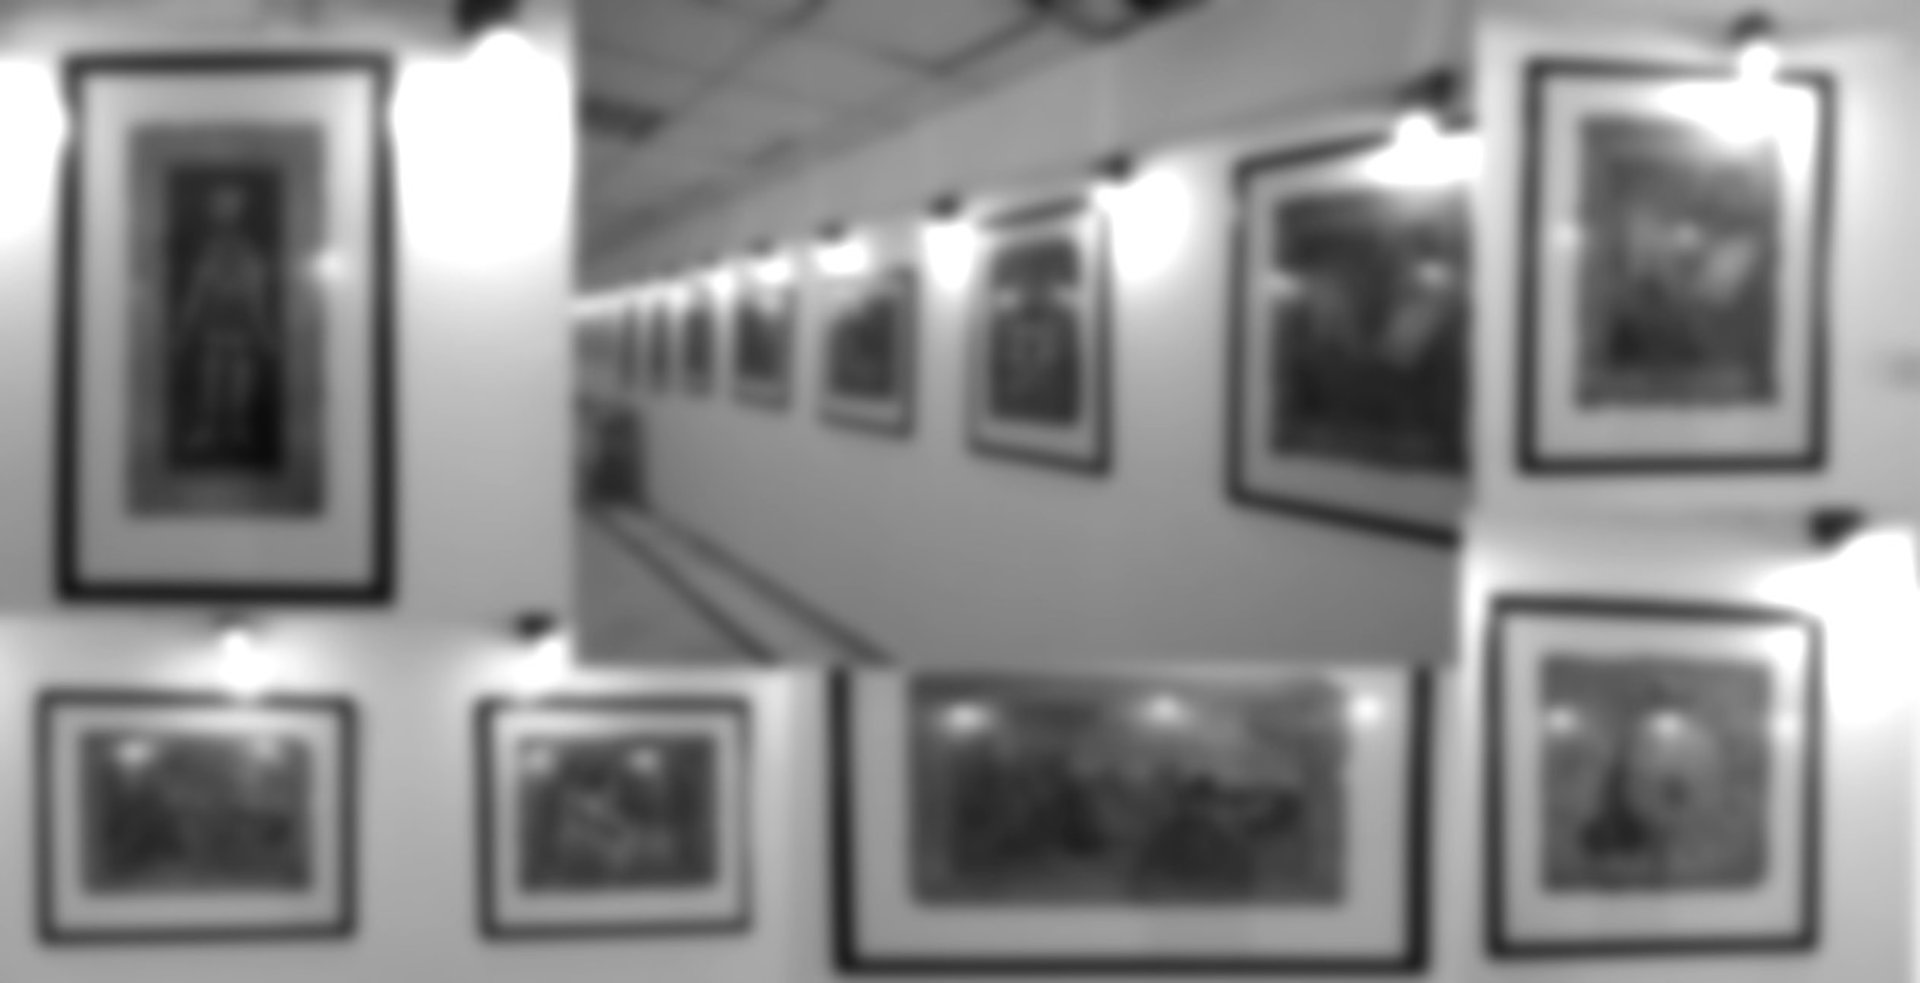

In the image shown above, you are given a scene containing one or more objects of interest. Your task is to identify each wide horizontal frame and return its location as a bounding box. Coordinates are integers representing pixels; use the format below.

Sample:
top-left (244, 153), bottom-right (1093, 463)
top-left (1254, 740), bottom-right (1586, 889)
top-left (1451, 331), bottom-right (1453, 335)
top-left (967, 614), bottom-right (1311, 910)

top-left (1226, 128), bottom-right (1472, 549)
top-left (1514, 57), bottom-right (1839, 476)
top-left (473, 693), bottom-right (756, 941)
top-left (54, 50), bottom-right (399, 604)
top-left (1481, 592), bottom-right (1824, 958)
top-left (35, 687), bottom-right (359, 945)
top-left (827, 667), bottom-right (1434, 975)
top-left (964, 195), bottom-right (1115, 478)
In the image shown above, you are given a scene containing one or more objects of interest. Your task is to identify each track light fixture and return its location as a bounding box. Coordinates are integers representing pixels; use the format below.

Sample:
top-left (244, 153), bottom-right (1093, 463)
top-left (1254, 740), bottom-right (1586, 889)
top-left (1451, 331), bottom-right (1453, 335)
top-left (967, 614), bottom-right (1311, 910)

top-left (455, 0), bottom-right (522, 39)
top-left (927, 192), bottom-right (965, 223)
top-left (1807, 505), bottom-right (1867, 552)
top-left (1730, 9), bottom-right (1781, 83)
top-left (1394, 68), bottom-right (1459, 146)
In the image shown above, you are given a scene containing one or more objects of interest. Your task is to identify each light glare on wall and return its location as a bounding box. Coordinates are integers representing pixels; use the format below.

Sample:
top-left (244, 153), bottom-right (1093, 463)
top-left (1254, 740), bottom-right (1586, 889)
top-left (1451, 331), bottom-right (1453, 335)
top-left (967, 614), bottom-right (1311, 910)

top-left (0, 60), bottom-right (65, 241)
top-left (214, 616), bottom-right (276, 698)
top-left (816, 230), bottom-right (872, 278)
top-left (511, 612), bottom-right (570, 695)
top-left (1105, 164), bottom-right (1193, 280)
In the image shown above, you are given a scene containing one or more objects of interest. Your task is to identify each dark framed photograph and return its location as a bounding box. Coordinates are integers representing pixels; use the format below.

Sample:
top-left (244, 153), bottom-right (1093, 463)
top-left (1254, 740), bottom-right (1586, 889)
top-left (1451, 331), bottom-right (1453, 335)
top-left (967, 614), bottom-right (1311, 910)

top-left (37, 689), bottom-right (356, 944)
top-left (56, 52), bottom-right (396, 603)
top-left (1229, 134), bottom-right (1471, 544)
top-left (831, 666), bottom-right (1431, 973)
top-left (1485, 594), bottom-right (1821, 956)
top-left (821, 263), bottom-right (919, 438)
top-left (648, 298), bottom-right (674, 393)
top-left (732, 280), bottom-right (795, 410)
top-left (616, 303), bottom-right (641, 391)
top-left (966, 197), bottom-right (1111, 474)
top-left (682, 286), bottom-right (716, 396)
top-left (1517, 59), bottom-right (1836, 473)
top-left (476, 695), bottom-right (753, 939)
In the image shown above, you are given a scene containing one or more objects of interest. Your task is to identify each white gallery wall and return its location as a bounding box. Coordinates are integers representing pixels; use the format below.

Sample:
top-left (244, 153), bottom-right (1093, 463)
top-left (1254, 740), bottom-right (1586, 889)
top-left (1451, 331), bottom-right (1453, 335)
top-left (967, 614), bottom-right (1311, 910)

top-left (580, 0), bottom-right (1466, 666)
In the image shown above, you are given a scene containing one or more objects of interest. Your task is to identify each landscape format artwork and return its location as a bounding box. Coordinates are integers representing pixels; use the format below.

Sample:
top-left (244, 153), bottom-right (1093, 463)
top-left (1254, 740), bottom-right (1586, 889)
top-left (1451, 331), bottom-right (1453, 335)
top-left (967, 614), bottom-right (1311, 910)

top-left (1487, 596), bottom-right (1820, 955)
top-left (733, 282), bottom-right (795, 409)
top-left (1519, 60), bottom-right (1834, 472)
top-left (834, 668), bottom-right (1428, 971)
top-left (822, 264), bottom-right (918, 437)
top-left (478, 697), bottom-right (751, 937)
top-left (40, 692), bottom-right (354, 943)
top-left (59, 54), bottom-right (394, 602)
top-left (968, 199), bottom-right (1110, 473)
top-left (1231, 135), bottom-right (1471, 542)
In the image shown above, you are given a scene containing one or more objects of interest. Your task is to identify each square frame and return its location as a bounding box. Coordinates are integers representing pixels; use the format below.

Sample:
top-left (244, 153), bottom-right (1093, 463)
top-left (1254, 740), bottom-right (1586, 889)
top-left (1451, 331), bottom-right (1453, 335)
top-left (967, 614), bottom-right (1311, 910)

top-left (1483, 594), bottom-right (1823, 957)
top-left (965, 196), bottom-right (1113, 476)
top-left (1228, 132), bottom-right (1472, 546)
top-left (830, 666), bottom-right (1433, 974)
top-left (475, 694), bottom-right (754, 940)
top-left (36, 688), bottom-right (358, 945)
top-left (820, 261), bottom-right (920, 440)
top-left (1515, 58), bottom-right (1838, 474)
top-left (55, 51), bottom-right (397, 604)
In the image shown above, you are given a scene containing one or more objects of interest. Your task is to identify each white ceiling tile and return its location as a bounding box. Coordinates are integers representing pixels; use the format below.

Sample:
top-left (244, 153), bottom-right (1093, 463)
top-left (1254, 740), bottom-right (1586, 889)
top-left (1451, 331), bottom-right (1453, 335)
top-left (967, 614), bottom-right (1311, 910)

top-left (734, 31), bottom-right (928, 109)
top-left (811, 0), bottom-right (1033, 66)
top-left (671, 87), bottom-right (834, 153)
top-left (581, 41), bottom-right (707, 107)
top-left (581, 0), bottom-right (772, 76)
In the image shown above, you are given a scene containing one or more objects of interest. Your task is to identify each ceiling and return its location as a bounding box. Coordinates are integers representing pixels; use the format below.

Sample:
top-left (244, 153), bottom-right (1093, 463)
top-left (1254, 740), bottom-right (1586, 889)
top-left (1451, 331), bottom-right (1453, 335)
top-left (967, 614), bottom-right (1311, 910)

top-left (576, 0), bottom-right (1209, 273)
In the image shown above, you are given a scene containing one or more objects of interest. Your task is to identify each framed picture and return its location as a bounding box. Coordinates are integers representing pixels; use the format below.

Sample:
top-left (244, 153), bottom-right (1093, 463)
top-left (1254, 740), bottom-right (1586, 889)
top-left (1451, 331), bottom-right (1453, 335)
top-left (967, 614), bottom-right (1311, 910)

top-left (1229, 134), bottom-right (1471, 545)
top-left (649, 300), bottom-right (675, 393)
top-left (616, 304), bottom-right (641, 391)
top-left (1516, 59), bottom-right (1836, 473)
top-left (476, 695), bottom-right (753, 939)
top-left (732, 280), bottom-right (796, 410)
top-left (966, 197), bottom-right (1111, 474)
top-left (56, 52), bottom-right (397, 603)
top-left (37, 689), bottom-right (356, 944)
top-left (831, 666), bottom-right (1431, 973)
top-left (1484, 594), bottom-right (1822, 956)
top-left (821, 263), bottom-right (919, 438)
top-left (682, 286), bottom-right (716, 396)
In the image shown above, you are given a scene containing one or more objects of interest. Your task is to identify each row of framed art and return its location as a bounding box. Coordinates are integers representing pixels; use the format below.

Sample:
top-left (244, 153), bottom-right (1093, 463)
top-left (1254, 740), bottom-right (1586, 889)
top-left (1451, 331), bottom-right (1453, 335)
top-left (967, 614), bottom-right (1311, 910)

top-left (591, 57), bottom-right (1839, 548)
top-left (19, 593), bottom-right (1824, 970)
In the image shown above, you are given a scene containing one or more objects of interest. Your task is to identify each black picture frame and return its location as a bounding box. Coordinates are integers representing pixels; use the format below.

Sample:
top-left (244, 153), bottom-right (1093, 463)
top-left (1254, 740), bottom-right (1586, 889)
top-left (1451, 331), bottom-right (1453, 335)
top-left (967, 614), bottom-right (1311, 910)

top-left (829, 666), bottom-right (1433, 974)
top-left (682, 286), bottom-right (716, 397)
top-left (1483, 594), bottom-right (1823, 957)
top-left (732, 280), bottom-right (796, 411)
top-left (820, 262), bottom-right (920, 440)
top-left (1515, 58), bottom-right (1838, 474)
top-left (37, 688), bottom-right (358, 945)
top-left (1227, 132), bottom-right (1472, 547)
top-left (965, 196), bottom-right (1113, 476)
top-left (55, 52), bottom-right (397, 604)
top-left (475, 694), bottom-right (754, 940)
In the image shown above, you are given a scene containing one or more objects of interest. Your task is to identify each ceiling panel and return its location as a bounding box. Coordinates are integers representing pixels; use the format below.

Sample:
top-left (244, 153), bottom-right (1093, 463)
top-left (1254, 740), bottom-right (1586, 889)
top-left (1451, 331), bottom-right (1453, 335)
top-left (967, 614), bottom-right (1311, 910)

top-left (810, 0), bottom-right (1036, 67)
top-left (582, 40), bottom-right (708, 106)
top-left (700, 0), bottom-right (821, 21)
top-left (733, 30), bottom-right (930, 110)
top-left (583, 0), bottom-right (772, 77)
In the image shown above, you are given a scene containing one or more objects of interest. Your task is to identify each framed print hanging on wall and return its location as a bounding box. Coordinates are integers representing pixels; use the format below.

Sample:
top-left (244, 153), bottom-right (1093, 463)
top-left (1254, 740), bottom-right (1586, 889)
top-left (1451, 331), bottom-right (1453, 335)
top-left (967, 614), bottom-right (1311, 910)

top-left (476, 695), bottom-right (753, 939)
top-left (38, 689), bottom-right (357, 944)
top-left (1229, 133), bottom-right (1472, 545)
top-left (1484, 594), bottom-right (1821, 956)
top-left (732, 277), bottom-right (796, 410)
top-left (682, 284), bottom-right (716, 396)
top-left (1516, 59), bottom-right (1836, 473)
top-left (56, 52), bottom-right (396, 603)
top-left (831, 665), bottom-right (1432, 973)
top-left (965, 197), bottom-right (1111, 474)
top-left (822, 262), bottom-right (919, 439)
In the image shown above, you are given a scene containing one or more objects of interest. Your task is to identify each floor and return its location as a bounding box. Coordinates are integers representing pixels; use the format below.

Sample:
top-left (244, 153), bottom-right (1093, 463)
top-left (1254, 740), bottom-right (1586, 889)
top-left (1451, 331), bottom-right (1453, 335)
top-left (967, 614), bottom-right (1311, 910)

top-left (575, 505), bottom-right (873, 666)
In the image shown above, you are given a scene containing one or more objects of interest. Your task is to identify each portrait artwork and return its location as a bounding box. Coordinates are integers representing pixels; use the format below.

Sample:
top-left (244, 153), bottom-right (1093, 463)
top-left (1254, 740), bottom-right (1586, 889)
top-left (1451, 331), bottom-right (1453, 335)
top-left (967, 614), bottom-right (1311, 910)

top-left (478, 697), bottom-right (751, 937)
top-left (40, 691), bottom-right (354, 942)
top-left (835, 668), bottom-right (1427, 971)
top-left (1519, 61), bottom-right (1833, 471)
top-left (60, 54), bottom-right (395, 601)
top-left (1487, 596), bottom-right (1819, 954)
top-left (733, 283), bottom-right (795, 409)
top-left (130, 125), bottom-right (325, 518)
top-left (648, 303), bottom-right (673, 392)
top-left (822, 265), bottom-right (918, 436)
top-left (683, 290), bottom-right (715, 395)
top-left (1231, 136), bottom-right (1471, 541)
top-left (967, 199), bottom-right (1109, 472)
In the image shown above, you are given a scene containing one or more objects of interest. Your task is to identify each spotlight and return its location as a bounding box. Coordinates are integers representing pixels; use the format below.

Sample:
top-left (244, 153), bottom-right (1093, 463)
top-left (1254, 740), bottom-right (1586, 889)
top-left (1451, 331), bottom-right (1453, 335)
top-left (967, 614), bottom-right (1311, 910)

top-left (213, 613), bottom-right (274, 698)
top-left (815, 221), bottom-right (871, 277)
top-left (1092, 151), bottom-right (1136, 212)
top-left (1392, 69), bottom-right (1458, 149)
top-left (511, 610), bottom-right (569, 693)
top-left (455, 0), bottom-right (522, 40)
top-left (1730, 10), bottom-right (1781, 84)
top-left (927, 192), bottom-right (965, 224)
top-left (1807, 505), bottom-right (1867, 551)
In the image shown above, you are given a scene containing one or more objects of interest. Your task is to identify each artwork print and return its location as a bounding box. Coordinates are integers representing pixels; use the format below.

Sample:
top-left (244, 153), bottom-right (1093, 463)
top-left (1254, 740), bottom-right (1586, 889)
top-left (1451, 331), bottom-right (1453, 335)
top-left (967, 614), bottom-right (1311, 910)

top-left (1577, 116), bottom-right (1777, 407)
top-left (1518, 60), bottom-right (1833, 472)
top-left (1540, 654), bottom-right (1769, 891)
top-left (968, 200), bottom-right (1109, 472)
top-left (822, 265), bottom-right (917, 436)
top-left (834, 669), bottom-right (1429, 972)
top-left (733, 284), bottom-right (794, 407)
top-left (1230, 137), bottom-right (1471, 542)
top-left (1486, 596), bottom-right (1820, 955)
top-left (515, 733), bottom-right (718, 890)
top-left (683, 292), bottom-right (714, 394)
top-left (909, 673), bottom-right (1349, 905)
top-left (131, 126), bottom-right (325, 517)
top-left (83, 729), bottom-right (313, 892)
top-left (648, 305), bottom-right (672, 391)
